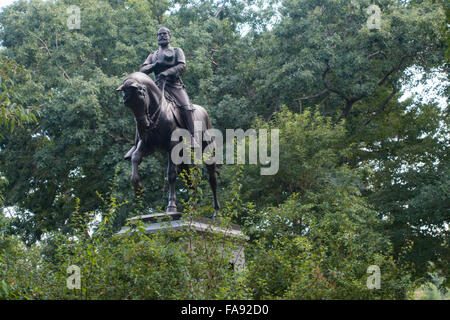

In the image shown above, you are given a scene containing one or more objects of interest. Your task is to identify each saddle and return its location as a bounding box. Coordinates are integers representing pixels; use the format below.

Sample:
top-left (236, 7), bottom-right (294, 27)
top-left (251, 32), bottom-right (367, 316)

top-left (163, 94), bottom-right (197, 131)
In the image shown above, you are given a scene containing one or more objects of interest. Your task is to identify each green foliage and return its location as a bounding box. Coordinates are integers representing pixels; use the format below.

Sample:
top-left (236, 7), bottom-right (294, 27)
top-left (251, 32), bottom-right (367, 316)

top-left (414, 272), bottom-right (450, 300)
top-left (221, 109), bottom-right (416, 298)
top-left (234, 107), bottom-right (350, 208)
top-left (1, 166), bottom-right (415, 299)
top-left (246, 191), bottom-right (414, 299)
top-left (352, 99), bottom-right (450, 286)
top-left (250, 0), bottom-right (446, 120)
top-left (0, 58), bottom-right (37, 135)
top-left (0, 172), bottom-right (250, 299)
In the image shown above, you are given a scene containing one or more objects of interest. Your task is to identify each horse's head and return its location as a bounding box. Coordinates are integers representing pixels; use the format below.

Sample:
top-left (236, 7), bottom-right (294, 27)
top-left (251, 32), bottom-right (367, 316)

top-left (116, 74), bottom-right (152, 126)
top-left (117, 72), bottom-right (163, 128)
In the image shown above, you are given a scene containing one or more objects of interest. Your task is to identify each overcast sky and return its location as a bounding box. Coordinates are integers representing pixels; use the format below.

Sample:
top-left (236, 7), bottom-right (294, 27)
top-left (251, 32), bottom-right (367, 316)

top-left (0, 0), bottom-right (16, 10)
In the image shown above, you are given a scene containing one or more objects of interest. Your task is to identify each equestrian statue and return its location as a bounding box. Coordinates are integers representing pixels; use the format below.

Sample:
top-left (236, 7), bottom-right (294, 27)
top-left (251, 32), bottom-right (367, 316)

top-left (116, 27), bottom-right (220, 213)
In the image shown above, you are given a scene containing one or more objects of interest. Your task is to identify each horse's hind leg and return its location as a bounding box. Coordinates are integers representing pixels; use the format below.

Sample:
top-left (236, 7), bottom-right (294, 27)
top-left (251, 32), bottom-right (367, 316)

top-left (131, 140), bottom-right (144, 192)
top-left (206, 163), bottom-right (220, 212)
top-left (167, 158), bottom-right (178, 213)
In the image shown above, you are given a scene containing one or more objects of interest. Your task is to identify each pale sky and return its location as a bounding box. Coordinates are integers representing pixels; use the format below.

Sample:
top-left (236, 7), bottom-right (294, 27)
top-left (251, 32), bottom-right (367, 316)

top-left (0, 0), bottom-right (16, 10)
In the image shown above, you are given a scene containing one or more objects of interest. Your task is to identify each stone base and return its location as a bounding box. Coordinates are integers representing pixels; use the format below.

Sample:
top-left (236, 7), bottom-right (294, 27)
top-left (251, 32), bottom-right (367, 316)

top-left (117, 212), bottom-right (248, 270)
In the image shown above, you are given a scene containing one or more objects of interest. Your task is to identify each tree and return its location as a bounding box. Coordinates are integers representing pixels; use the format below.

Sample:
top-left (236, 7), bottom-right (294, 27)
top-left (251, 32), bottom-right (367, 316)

top-left (0, 0), bottom-right (169, 242)
top-left (249, 0), bottom-right (446, 122)
top-left (362, 100), bottom-right (449, 286)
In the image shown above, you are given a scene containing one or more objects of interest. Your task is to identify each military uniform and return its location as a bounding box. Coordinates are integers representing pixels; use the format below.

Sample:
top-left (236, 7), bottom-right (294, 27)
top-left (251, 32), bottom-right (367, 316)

top-left (124, 30), bottom-right (198, 161)
top-left (140, 46), bottom-right (194, 111)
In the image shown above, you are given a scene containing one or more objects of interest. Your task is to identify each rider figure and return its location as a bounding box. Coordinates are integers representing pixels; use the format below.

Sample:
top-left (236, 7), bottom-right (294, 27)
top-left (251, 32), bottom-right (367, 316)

top-left (124, 27), bottom-right (197, 160)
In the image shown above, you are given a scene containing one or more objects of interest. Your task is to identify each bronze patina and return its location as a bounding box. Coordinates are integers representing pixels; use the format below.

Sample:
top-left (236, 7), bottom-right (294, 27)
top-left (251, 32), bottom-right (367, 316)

top-left (124, 27), bottom-right (197, 161)
top-left (116, 30), bottom-right (220, 213)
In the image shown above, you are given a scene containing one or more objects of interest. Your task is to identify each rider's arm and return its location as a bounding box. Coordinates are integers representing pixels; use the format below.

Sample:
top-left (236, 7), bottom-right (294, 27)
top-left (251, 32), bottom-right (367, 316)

top-left (139, 52), bottom-right (156, 74)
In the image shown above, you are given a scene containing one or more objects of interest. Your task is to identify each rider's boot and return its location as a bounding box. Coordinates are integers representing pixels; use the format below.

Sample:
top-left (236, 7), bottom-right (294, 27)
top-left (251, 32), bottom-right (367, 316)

top-left (181, 106), bottom-right (200, 147)
top-left (124, 145), bottom-right (136, 161)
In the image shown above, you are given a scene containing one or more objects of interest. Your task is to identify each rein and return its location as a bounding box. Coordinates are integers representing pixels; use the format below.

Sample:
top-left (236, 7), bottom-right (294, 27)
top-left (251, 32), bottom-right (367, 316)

top-left (145, 79), bottom-right (166, 131)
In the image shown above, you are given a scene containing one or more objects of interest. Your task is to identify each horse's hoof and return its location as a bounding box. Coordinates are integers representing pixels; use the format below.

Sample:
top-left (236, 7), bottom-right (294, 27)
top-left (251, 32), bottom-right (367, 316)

top-left (166, 205), bottom-right (177, 213)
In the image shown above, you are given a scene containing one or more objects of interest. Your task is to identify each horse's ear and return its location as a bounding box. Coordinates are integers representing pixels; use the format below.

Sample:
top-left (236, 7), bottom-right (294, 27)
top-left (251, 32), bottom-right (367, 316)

top-left (116, 84), bottom-right (124, 91)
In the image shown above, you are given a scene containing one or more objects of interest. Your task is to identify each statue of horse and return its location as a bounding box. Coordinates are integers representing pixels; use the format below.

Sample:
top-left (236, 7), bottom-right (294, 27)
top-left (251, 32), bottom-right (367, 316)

top-left (116, 72), bottom-right (220, 213)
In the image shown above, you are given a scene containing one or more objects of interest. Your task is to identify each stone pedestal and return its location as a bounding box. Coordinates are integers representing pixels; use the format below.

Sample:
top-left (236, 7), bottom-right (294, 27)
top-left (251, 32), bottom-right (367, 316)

top-left (117, 212), bottom-right (248, 271)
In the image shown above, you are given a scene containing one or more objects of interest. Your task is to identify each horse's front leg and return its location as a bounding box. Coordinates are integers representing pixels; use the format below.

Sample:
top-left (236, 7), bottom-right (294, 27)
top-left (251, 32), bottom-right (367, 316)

top-left (207, 163), bottom-right (220, 213)
top-left (166, 157), bottom-right (178, 213)
top-left (131, 140), bottom-right (144, 192)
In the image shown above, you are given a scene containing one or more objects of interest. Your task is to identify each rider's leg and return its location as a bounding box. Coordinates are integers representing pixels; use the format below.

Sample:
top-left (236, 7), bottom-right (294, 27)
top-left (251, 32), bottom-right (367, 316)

top-left (180, 105), bottom-right (200, 146)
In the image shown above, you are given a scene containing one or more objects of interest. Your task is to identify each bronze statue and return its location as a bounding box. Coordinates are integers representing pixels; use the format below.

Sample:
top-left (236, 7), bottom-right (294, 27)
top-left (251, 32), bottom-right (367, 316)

top-left (116, 71), bottom-right (220, 213)
top-left (124, 27), bottom-right (197, 161)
